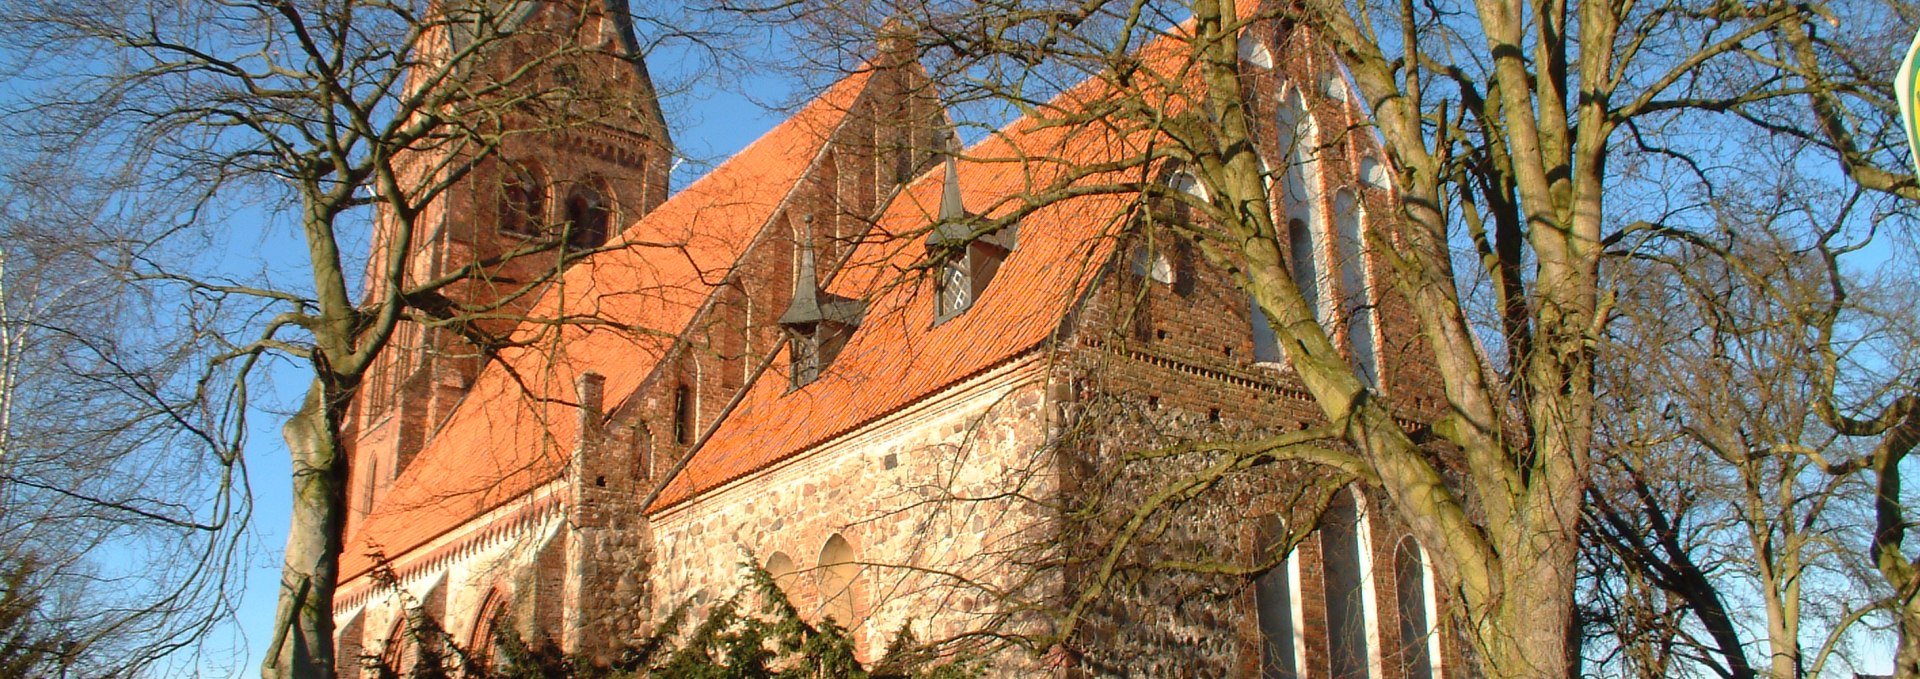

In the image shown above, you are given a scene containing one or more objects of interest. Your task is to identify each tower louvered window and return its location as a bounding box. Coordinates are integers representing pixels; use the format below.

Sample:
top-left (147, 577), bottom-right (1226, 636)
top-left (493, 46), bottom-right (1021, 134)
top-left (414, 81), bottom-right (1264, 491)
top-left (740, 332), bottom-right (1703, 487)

top-left (500, 163), bottom-right (545, 236)
top-left (564, 182), bottom-right (611, 247)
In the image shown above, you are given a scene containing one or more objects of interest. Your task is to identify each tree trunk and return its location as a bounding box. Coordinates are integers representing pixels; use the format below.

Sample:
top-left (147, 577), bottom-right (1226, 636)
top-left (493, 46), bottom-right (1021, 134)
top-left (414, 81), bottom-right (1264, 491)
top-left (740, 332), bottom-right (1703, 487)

top-left (261, 380), bottom-right (347, 679)
top-left (1897, 596), bottom-right (1920, 679)
top-left (1477, 550), bottom-right (1579, 679)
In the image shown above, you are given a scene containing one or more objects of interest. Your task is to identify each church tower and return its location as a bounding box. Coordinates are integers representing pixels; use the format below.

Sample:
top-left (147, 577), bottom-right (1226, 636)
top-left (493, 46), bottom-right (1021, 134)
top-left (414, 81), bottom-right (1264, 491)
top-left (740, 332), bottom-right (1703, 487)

top-left (345, 0), bottom-right (673, 527)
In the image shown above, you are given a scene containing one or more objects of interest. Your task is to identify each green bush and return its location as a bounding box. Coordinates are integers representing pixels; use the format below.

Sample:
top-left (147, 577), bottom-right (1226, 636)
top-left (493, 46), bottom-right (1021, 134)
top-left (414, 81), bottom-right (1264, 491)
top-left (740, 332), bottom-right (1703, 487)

top-left (368, 564), bottom-right (979, 679)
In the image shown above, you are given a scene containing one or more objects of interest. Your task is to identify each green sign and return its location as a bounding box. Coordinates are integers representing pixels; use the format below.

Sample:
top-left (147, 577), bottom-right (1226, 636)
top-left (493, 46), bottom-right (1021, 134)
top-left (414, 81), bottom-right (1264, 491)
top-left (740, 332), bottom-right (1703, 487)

top-left (1899, 27), bottom-right (1920, 178)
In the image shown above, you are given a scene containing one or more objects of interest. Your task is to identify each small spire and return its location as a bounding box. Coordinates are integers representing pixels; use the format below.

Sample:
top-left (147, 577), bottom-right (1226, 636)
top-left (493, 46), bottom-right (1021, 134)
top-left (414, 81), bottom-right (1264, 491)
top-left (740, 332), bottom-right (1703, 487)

top-left (781, 215), bottom-right (824, 326)
top-left (781, 214), bottom-right (865, 328)
top-left (926, 156), bottom-right (976, 250)
top-left (939, 156), bottom-right (965, 221)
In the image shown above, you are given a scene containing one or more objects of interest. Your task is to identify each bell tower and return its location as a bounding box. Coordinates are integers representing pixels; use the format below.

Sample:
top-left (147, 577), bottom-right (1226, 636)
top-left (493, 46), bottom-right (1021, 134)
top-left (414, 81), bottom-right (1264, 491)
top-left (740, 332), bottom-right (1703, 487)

top-left (345, 0), bottom-right (673, 528)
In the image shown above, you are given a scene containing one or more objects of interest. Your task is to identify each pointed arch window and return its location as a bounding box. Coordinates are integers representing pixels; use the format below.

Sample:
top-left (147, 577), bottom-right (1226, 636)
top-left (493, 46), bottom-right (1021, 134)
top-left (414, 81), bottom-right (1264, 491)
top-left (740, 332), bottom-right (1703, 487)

top-left (1256, 515), bottom-right (1302, 678)
top-left (335, 611), bottom-right (366, 678)
top-left (563, 182), bottom-right (611, 248)
top-left (1334, 189), bottom-right (1378, 386)
top-left (1238, 30), bottom-right (1274, 69)
top-left (1395, 538), bottom-right (1438, 679)
top-left (380, 615), bottom-right (406, 674)
top-left (499, 162), bottom-right (546, 236)
top-left (470, 587), bottom-right (512, 673)
top-left (1251, 298), bottom-right (1283, 364)
top-left (1130, 242), bottom-right (1174, 285)
top-left (671, 383), bottom-right (693, 446)
top-left (1160, 168), bottom-right (1210, 224)
top-left (1360, 157), bottom-right (1392, 190)
top-left (1288, 218), bottom-right (1324, 322)
top-left (1323, 487), bottom-right (1377, 679)
top-left (1276, 87), bottom-right (1329, 324)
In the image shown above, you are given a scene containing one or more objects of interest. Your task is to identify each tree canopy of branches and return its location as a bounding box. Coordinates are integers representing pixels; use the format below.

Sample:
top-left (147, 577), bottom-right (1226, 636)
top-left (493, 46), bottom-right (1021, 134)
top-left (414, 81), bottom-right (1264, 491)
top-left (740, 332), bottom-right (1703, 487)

top-left (710, 0), bottom-right (1919, 676)
top-left (0, 0), bottom-right (706, 676)
top-left (1583, 145), bottom-right (1918, 678)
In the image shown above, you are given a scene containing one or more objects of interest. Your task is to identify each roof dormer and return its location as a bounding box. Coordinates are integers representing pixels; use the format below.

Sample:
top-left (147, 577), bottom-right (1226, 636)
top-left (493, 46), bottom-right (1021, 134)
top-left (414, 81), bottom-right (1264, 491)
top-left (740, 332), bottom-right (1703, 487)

top-left (925, 157), bottom-right (1015, 325)
top-left (780, 216), bottom-right (866, 389)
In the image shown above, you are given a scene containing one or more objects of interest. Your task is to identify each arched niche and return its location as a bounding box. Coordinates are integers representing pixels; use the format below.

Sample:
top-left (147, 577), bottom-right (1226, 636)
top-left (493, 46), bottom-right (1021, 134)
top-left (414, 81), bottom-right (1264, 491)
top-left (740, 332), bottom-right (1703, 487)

top-left (816, 533), bottom-right (863, 629)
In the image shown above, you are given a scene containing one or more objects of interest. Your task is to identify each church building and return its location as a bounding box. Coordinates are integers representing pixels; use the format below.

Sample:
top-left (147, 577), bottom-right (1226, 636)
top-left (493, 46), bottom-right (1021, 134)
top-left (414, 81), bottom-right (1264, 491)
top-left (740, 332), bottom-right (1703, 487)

top-left (332, 1), bottom-right (1463, 676)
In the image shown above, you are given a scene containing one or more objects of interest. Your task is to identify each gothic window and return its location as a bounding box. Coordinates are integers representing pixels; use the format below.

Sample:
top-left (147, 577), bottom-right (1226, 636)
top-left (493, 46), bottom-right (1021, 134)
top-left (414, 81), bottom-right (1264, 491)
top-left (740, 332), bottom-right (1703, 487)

top-left (717, 285), bottom-right (748, 389)
top-left (335, 611), bottom-right (365, 679)
top-left (1395, 537), bottom-right (1437, 679)
top-left (817, 534), bottom-right (863, 628)
top-left (1275, 86), bottom-right (1322, 210)
top-left (1238, 30), bottom-right (1274, 69)
top-left (563, 182), bottom-right (611, 248)
top-left (1250, 297), bottom-right (1282, 364)
top-left (1360, 157), bottom-right (1392, 190)
top-left (1334, 189), bottom-right (1378, 386)
top-left (1256, 515), bottom-right (1301, 679)
top-left (1168, 169), bottom-right (1209, 201)
top-left (1130, 242), bottom-right (1173, 285)
top-left (470, 587), bottom-right (511, 673)
top-left (671, 383), bottom-right (693, 446)
top-left (1276, 87), bottom-right (1329, 325)
top-left (1160, 169), bottom-right (1210, 223)
top-left (1320, 71), bottom-right (1350, 103)
top-left (1323, 486), bottom-right (1376, 679)
top-left (379, 615), bottom-right (409, 676)
top-left (499, 162), bottom-right (545, 236)
top-left (1288, 218), bottom-right (1323, 322)
top-left (358, 456), bottom-right (380, 521)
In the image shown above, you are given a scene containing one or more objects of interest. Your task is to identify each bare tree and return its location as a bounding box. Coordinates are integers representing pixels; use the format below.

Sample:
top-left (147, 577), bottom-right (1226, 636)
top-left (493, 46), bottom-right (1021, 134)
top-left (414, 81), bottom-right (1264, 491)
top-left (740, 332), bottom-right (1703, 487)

top-left (0, 165), bottom-right (250, 675)
top-left (1583, 141), bottom-right (1919, 678)
top-left (0, 0), bottom-right (713, 676)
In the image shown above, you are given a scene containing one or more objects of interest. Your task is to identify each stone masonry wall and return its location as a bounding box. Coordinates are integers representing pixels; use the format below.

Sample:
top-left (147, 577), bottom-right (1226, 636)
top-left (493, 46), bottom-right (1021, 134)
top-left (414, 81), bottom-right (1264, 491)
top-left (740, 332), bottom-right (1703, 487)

top-left (645, 361), bottom-right (1060, 674)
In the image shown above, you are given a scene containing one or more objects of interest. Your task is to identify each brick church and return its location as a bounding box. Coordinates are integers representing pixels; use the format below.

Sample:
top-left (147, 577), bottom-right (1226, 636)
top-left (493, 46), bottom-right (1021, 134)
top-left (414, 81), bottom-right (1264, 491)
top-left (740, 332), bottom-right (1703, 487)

top-left (331, 1), bottom-right (1463, 676)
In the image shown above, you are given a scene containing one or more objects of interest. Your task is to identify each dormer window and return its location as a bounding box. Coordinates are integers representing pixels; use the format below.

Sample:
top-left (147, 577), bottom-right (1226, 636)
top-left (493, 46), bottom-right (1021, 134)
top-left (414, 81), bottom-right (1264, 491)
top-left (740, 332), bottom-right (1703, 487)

top-left (930, 234), bottom-right (1012, 323)
top-left (937, 258), bottom-right (973, 317)
top-left (926, 157), bottom-right (1015, 325)
top-left (780, 216), bottom-right (866, 390)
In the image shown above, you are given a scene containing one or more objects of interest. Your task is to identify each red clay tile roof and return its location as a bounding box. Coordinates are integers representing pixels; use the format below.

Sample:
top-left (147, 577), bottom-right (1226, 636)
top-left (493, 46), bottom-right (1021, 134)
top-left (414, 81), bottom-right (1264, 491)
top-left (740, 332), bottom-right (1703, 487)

top-left (645, 34), bottom-right (1209, 512)
top-left (340, 70), bottom-right (875, 582)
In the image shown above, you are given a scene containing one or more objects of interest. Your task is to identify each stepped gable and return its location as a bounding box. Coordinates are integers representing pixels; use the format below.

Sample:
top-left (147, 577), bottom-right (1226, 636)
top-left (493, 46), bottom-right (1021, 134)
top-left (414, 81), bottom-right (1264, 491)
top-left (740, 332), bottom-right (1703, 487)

top-left (645, 33), bottom-right (1205, 513)
top-left (340, 70), bottom-right (875, 582)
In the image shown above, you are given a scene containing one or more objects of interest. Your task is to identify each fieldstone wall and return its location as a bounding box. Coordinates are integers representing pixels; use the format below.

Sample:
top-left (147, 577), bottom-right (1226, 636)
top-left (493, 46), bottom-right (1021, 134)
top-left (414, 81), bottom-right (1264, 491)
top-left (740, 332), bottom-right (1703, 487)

top-left (646, 361), bottom-right (1061, 673)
